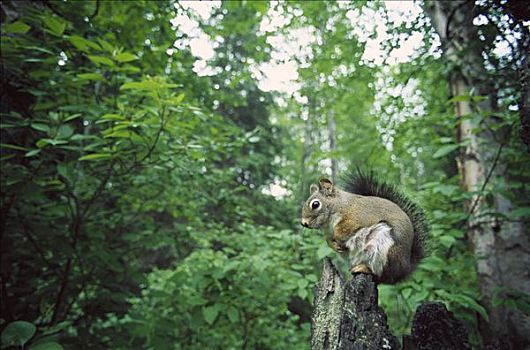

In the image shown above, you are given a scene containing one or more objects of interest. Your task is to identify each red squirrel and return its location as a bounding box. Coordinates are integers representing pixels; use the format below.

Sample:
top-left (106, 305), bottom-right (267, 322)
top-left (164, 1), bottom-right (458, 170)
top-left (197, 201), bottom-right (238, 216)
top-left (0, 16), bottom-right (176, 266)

top-left (301, 170), bottom-right (428, 284)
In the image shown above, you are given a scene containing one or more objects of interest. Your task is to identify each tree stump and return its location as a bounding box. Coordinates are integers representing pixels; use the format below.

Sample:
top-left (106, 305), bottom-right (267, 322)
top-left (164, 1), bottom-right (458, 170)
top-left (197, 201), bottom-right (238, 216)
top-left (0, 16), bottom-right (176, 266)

top-left (404, 302), bottom-right (471, 350)
top-left (310, 258), bottom-right (399, 350)
top-left (310, 259), bottom-right (471, 350)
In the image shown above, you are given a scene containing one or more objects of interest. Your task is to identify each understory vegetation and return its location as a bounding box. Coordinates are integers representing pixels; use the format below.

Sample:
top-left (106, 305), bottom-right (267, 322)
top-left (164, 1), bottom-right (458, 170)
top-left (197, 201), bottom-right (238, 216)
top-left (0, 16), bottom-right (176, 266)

top-left (1, 1), bottom-right (529, 349)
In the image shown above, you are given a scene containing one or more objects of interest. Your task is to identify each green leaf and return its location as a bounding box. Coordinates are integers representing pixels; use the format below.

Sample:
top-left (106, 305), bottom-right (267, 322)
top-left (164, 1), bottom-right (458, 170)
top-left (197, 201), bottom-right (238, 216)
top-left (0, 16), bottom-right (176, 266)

top-left (57, 163), bottom-right (75, 184)
top-left (433, 144), bottom-right (459, 159)
top-left (252, 1), bottom-right (268, 14)
top-left (120, 81), bottom-right (180, 91)
top-left (36, 139), bottom-right (68, 148)
top-left (297, 279), bottom-right (308, 289)
top-left (447, 95), bottom-right (471, 103)
top-left (88, 55), bottom-right (115, 67)
top-left (223, 261), bottom-right (239, 273)
top-left (1, 143), bottom-right (30, 151)
top-left (31, 123), bottom-right (50, 133)
top-left (1, 321), bottom-right (36, 347)
top-left (509, 207), bottom-right (530, 219)
top-left (57, 124), bottom-right (74, 139)
top-left (298, 288), bottom-right (308, 299)
top-left (202, 305), bottom-right (219, 325)
top-left (25, 149), bottom-right (41, 157)
top-left (77, 73), bottom-right (105, 82)
top-left (64, 114), bottom-right (82, 122)
top-left (401, 288), bottom-right (412, 299)
top-left (456, 294), bottom-right (489, 321)
top-left (97, 38), bottom-right (114, 52)
top-left (227, 307), bottom-right (239, 323)
top-left (316, 243), bottom-right (333, 260)
top-left (104, 130), bottom-right (133, 139)
top-left (29, 342), bottom-right (63, 350)
top-left (3, 21), bottom-right (31, 34)
top-left (78, 153), bottom-right (111, 161)
top-left (439, 235), bottom-right (456, 248)
top-left (100, 114), bottom-right (125, 121)
top-left (165, 93), bottom-right (185, 105)
top-left (68, 35), bottom-right (102, 52)
top-left (114, 52), bottom-right (138, 63)
top-left (42, 15), bottom-right (66, 36)
top-left (420, 256), bottom-right (446, 272)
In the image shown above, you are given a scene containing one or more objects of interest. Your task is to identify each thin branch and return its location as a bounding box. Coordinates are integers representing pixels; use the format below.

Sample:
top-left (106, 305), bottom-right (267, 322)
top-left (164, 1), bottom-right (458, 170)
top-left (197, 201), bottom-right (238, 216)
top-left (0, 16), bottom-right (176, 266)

top-left (444, 0), bottom-right (469, 43)
top-left (81, 160), bottom-right (115, 219)
top-left (19, 217), bottom-right (62, 279)
top-left (118, 106), bottom-right (167, 176)
top-left (466, 132), bottom-right (507, 218)
top-left (89, 0), bottom-right (100, 19)
top-left (50, 257), bottom-right (72, 325)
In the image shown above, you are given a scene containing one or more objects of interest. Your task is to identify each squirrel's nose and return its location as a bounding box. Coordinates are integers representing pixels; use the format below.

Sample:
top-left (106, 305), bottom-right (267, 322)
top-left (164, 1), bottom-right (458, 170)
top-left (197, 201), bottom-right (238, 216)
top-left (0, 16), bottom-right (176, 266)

top-left (300, 219), bottom-right (309, 228)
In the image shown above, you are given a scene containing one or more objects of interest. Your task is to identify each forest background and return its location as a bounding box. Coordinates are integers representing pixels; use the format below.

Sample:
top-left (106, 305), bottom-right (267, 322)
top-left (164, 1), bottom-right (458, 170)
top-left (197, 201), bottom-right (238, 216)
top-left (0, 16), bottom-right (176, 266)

top-left (1, 0), bottom-right (529, 349)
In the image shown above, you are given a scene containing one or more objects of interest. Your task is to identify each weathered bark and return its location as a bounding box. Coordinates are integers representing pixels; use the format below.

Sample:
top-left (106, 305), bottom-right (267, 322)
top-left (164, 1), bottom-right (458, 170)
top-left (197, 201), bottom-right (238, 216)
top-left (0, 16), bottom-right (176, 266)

top-left (520, 44), bottom-right (530, 152)
top-left (404, 302), bottom-right (471, 350)
top-left (425, 2), bottom-right (530, 348)
top-left (311, 259), bottom-right (473, 350)
top-left (311, 259), bottom-right (344, 349)
top-left (310, 258), bottom-right (399, 350)
top-left (502, 2), bottom-right (530, 151)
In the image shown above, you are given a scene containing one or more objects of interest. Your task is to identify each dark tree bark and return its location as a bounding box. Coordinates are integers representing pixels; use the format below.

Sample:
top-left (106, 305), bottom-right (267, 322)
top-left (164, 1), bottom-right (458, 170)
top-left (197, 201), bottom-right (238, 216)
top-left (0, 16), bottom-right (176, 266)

top-left (311, 259), bottom-right (474, 350)
top-left (310, 258), bottom-right (399, 350)
top-left (404, 302), bottom-right (471, 350)
top-left (520, 44), bottom-right (530, 152)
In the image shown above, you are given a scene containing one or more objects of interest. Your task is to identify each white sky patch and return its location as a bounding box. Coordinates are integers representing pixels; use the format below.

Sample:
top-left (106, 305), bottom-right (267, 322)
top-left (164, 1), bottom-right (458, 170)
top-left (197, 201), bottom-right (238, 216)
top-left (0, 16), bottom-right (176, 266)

top-left (189, 35), bottom-right (215, 60)
top-left (172, 1), bottom-right (220, 75)
top-left (258, 61), bottom-right (300, 94)
top-left (373, 70), bottom-right (425, 152)
top-left (261, 182), bottom-right (292, 199)
top-left (353, 1), bottom-right (425, 65)
top-left (171, 1), bottom-right (426, 93)
top-left (260, 1), bottom-right (291, 33)
top-left (179, 1), bottom-right (221, 20)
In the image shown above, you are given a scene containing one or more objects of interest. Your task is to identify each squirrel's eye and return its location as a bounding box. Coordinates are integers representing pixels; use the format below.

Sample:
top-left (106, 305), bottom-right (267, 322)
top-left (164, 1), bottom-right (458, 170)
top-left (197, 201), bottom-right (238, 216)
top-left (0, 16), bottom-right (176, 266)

top-left (310, 199), bottom-right (321, 210)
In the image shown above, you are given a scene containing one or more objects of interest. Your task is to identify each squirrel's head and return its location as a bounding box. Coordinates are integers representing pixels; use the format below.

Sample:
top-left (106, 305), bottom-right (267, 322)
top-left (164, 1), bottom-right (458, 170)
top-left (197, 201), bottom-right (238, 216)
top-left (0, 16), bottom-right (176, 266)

top-left (301, 177), bottom-right (336, 229)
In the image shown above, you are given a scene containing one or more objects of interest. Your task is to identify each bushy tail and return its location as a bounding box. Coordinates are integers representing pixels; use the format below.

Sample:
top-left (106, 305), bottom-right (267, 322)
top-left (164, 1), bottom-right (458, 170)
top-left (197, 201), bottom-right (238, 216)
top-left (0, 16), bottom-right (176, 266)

top-left (343, 168), bottom-right (429, 265)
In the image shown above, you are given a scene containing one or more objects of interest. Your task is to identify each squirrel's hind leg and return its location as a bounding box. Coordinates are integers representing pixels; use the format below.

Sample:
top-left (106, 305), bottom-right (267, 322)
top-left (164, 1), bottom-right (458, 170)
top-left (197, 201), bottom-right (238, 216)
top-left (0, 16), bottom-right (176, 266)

top-left (345, 222), bottom-right (394, 278)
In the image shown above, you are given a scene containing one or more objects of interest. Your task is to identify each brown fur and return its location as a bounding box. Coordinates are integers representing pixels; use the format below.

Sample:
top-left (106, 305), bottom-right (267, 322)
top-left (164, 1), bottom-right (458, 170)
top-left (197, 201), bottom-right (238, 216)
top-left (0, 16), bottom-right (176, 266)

top-left (301, 178), bottom-right (417, 284)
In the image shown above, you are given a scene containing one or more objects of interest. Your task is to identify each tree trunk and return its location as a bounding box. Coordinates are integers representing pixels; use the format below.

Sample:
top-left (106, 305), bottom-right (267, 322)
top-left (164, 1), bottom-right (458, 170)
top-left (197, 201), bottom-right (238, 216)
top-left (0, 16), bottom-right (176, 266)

top-left (311, 258), bottom-right (399, 350)
top-left (425, 2), bottom-right (530, 348)
top-left (520, 44), bottom-right (530, 152)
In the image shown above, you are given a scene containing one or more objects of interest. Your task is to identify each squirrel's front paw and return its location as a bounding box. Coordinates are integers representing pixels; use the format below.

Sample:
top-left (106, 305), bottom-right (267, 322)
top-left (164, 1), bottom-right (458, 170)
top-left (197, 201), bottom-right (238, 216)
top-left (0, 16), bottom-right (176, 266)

top-left (350, 264), bottom-right (372, 275)
top-left (328, 239), bottom-right (347, 253)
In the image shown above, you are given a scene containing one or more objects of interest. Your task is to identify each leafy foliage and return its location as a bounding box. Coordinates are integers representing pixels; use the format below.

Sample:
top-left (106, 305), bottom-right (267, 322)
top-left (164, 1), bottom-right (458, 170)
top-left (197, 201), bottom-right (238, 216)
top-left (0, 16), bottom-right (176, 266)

top-left (1, 0), bottom-right (529, 349)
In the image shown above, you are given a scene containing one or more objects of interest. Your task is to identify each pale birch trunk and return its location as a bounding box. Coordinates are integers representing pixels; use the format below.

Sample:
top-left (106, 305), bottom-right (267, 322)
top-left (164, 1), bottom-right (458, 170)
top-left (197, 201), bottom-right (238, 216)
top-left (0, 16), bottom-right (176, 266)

top-left (425, 1), bottom-right (530, 348)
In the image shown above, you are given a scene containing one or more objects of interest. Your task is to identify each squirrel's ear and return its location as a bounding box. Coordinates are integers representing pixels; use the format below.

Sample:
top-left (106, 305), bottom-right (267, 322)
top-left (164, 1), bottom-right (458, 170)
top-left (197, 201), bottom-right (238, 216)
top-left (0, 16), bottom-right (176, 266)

top-left (309, 184), bottom-right (319, 194)
top-left (319, 177), bottom-right (334, 195)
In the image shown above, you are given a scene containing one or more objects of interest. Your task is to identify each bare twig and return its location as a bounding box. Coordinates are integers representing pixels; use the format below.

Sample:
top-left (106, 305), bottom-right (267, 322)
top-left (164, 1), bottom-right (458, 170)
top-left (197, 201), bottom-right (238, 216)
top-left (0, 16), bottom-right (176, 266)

top-left (89, 0), bottom-right (100, 20)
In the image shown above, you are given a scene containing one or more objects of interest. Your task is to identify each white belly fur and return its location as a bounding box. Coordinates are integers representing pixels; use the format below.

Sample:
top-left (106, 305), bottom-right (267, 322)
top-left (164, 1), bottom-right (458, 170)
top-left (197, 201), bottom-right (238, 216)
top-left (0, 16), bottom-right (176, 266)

top-left (344, 222), bottom-right (394, 276)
